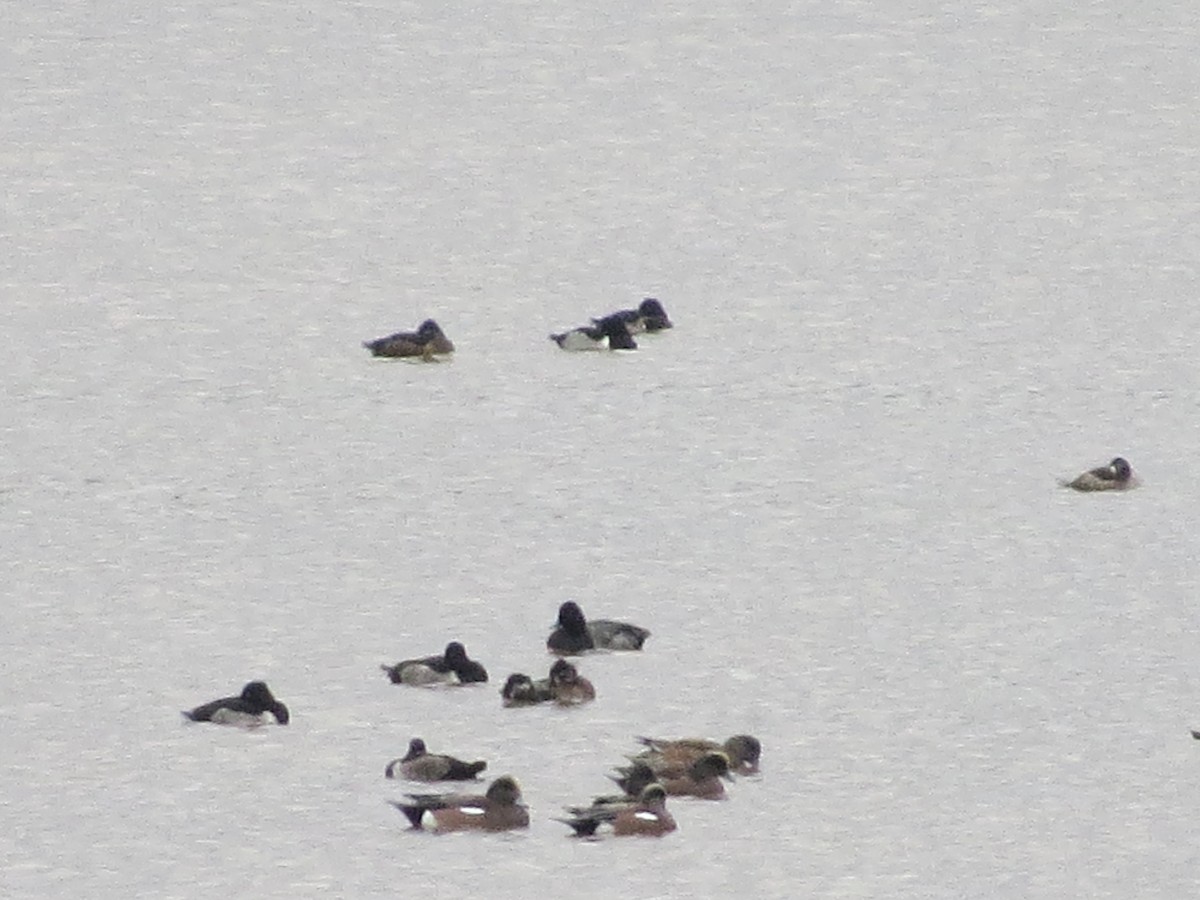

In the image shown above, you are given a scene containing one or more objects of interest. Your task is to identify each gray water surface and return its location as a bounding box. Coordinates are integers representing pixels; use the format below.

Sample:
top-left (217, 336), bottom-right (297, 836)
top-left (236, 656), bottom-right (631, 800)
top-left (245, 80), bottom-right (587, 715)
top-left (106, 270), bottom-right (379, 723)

top-left (5, 1), bottom-right (1200, 897)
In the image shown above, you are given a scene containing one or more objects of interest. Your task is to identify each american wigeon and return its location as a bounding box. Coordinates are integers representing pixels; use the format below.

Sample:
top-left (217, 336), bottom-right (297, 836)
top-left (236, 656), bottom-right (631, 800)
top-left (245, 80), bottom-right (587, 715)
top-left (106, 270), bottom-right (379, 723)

top-left (558, 783), bottom-right (676, 838)
top-left (549, 314), bottom-right (637, 351)
top-left (384, 738), bottom-right (487, 782)
top-left (1061, 456), bottom-right (1136, 491)
top-left (547, 601), bottom-right (650, 654)
top-left (182, 681), bottom-right (290, 726)
top-left (595, 297), bottom-right (673, 334)
top-left (548, 659), bottom-right (595, 705)
top-left (380, 641), bottom-right (489, 686)
top-left (390, 775), bottom-right (529, 833)
top-left (634, 734), bottom-right (762, 775)
top-left (363, 319), bottom-right (455, 358)
top-left (611, 751), bottom-right (731, 800)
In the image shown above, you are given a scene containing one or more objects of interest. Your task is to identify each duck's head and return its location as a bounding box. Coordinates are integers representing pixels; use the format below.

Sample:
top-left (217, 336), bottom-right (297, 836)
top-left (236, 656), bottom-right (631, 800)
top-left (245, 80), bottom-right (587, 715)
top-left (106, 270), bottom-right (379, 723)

top-left (557, 601), bottom-right (588, 635)
top-left (241, 681), bottom-right (289, 724)
top-left (404, 738), bottom-right (427, 760)
top-left (1110, 457), bottom-right (1132, 481)
top-left (416, 319), bottom-right (443, 340)
top-left (486, 776), bottom-right (523, 805)
top-left (549, 659), bottom-right (580, 685)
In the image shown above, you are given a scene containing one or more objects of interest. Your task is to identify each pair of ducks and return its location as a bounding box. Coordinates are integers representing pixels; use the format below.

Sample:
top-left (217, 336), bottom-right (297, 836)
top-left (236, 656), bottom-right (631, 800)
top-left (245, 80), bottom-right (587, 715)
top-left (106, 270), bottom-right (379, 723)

top-left (550, 298), bottom-right (673, 351)
top-left (361, 298), bottom-right (673, 359)
top-left (386, 733), bottom-right (761, 837)
top-left (500, 659), bottom-right (595, 707)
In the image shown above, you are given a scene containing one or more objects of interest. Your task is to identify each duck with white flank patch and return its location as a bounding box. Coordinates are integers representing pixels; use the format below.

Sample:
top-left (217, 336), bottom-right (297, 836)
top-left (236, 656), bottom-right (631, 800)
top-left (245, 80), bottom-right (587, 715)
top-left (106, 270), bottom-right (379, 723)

top-left (182, 681), bottom-right (290, 727)
top-left (549, 314), bottom-right (636, 351)
top-left (390, 775), bottom-right (529, 833)
top-left (558, 784), bottom-right (676, 838)
top-left (380, 641), bottom-right (489, 685)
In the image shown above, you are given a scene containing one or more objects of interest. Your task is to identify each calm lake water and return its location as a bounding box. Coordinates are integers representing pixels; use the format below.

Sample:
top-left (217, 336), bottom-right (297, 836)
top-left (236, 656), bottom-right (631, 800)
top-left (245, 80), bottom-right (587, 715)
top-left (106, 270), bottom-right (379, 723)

top-left (5, 1), bottom-right (1200, 897)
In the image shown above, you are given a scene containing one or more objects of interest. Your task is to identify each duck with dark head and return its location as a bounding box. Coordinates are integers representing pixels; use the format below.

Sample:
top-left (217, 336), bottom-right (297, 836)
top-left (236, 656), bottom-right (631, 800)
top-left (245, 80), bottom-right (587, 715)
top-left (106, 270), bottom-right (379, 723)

top-left (182, 681), bottom-right (290, 727)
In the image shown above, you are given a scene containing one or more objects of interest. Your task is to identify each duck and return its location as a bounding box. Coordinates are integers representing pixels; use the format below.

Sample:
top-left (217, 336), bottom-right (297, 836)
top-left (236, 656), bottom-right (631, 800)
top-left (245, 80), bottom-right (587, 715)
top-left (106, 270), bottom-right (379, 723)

top-left (595, 297), bottom-right (673, 334)
top-left (390, 775), bottom-right (529, 833)
top-left (1061, 456), bottom-right (1136, 491)
top-left (633, 734), bottom-right (762, 775)
top-left (547, 601), bottom-right (650, 654)
top-left (558, 783), bottom-right (676, 838)
top-left (500, 673), bottom-right (552, 707)
top-left (362, 319), bottom-right (455, 358)
top-left (182, 681), bottom-right (290, 726)
top-left (549, 314), bottom-right (636, 351)
top-left (384, 738), bottom-right (488, 782)
top-left (547, 659), bottom-right (595, 705)
top-left (380, 641), bottom-right (489, 686)
top-left (611, 751), bottom-right (732, 800)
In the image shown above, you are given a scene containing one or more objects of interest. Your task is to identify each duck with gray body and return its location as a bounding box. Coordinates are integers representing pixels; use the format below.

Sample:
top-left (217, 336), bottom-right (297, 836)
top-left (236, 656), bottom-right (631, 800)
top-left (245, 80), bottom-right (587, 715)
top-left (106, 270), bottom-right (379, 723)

top-left (381, 641), bottom-right (489, 685)
top-left (385, 738), bottom-right (487, 781)
top-left (547, 601), bottom-right (650, 654)
top-left (1061, 456), bottom-right (1135, 491)
top-left (182, 681), bottom-right (290, 726)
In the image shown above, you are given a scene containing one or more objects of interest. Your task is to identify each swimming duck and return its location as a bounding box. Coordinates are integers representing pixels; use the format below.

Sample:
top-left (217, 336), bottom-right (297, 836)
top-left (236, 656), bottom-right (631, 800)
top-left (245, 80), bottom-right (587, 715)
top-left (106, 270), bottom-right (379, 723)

top-left (500, 673), bottom-right (552, 707)
top-left (384, 738), bottom-right (488, 782)
top-left (558, 783), bottom-right (676, 838)
top-left (182, 681), bottom-right (290, 726)
top-left (390, 775), bottom-right (529, 833)
top-left (611, 751), bottom-right (731, 800)
top-left (547, 601), bottom-right (650, 654)
top-left (549, 314), bottom-right (636, 351)
top-left (380, 641), bottom-right (489, 686)
top-left (595, 297), bottom-right (673, 334)
top-left (362, 319), bottom-right (455, 358)
top-left (1061, 457), bottom-right (1136, 491)
top-left (548, 659), bottom-right (595, 705)
top-left (633, 734), bottom-right (762, 775)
